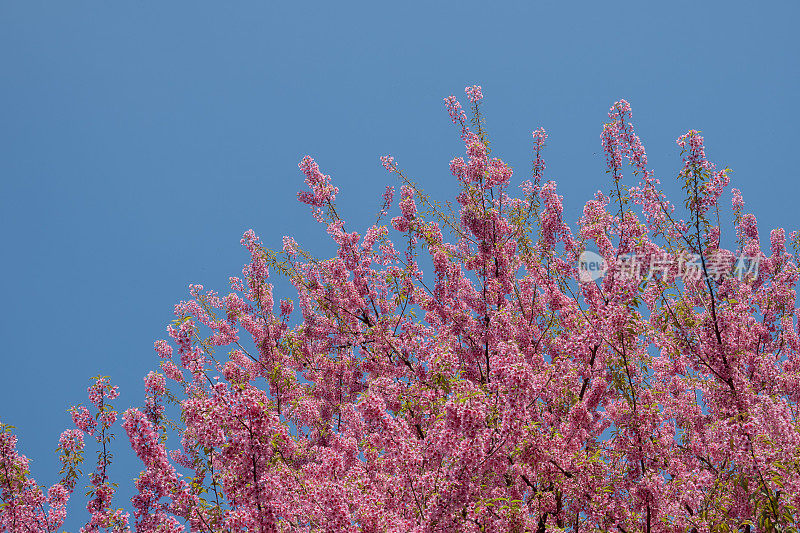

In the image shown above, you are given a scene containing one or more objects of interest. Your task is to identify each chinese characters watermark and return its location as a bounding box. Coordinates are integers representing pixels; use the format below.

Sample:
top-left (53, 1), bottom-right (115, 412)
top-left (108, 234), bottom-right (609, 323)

top-left (578, 250), bottom-right (760, 283)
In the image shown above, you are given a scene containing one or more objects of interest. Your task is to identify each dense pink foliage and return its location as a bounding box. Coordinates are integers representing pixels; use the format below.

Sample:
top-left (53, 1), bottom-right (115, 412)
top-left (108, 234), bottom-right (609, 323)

top-left (2, 87), bottom-right (800, 532)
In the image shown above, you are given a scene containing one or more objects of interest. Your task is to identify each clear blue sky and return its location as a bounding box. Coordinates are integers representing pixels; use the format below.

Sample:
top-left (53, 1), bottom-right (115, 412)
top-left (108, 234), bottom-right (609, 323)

top-left (1, 1), bottom-right (798, 529)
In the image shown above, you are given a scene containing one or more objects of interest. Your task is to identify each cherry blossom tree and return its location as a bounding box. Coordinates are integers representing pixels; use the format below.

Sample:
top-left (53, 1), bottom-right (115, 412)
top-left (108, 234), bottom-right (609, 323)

top-left (2, 86), bottom-right (800, 532)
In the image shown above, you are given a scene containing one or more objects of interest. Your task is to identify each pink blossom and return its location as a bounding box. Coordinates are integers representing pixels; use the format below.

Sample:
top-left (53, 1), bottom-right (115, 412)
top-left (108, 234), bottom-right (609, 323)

top-left (465, 84), bottom-right (483, 103)
top-left (4, 86), bottom-right (798, 532)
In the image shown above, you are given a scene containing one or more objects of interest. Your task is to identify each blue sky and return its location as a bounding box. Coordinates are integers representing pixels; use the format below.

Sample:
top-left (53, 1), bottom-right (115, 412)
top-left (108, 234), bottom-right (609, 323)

top-left (1, 1), bottom-right (798, 529)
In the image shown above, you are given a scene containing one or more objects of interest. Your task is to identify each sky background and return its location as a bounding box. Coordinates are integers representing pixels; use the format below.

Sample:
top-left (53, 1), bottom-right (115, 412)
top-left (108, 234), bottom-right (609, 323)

top-left (1, 1), bottom-right (798, 530)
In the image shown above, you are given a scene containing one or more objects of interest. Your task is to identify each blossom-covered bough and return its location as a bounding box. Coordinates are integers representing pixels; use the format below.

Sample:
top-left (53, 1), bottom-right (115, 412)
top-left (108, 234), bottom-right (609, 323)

top-left (2, 86), bottom-right (799, 532)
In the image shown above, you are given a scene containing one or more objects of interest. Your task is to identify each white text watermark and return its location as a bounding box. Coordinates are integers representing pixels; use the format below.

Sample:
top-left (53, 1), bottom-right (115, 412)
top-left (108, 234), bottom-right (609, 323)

top-left (578, 250), bottom-right (760, 283)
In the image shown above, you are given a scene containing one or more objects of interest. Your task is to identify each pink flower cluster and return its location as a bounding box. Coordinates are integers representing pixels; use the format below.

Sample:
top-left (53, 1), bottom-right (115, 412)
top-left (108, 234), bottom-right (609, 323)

top-left (465, 84), bottom-right (483, 103)
top-left (3, 87), bottom-right (799, 532)
top-left (297, 155), bottom-right (340, 223)
top-left (0, 425), bottom-right (76, 531)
